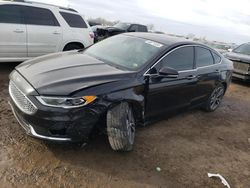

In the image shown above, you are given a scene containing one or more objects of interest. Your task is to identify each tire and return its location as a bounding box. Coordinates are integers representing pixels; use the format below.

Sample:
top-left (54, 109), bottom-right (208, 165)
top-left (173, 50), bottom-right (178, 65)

top-left (107, 102), bottom-right (136, 151)
top-left (203, 84), bottom-right (225, 112)
top-left (63, 43), bottom-right (83, 51)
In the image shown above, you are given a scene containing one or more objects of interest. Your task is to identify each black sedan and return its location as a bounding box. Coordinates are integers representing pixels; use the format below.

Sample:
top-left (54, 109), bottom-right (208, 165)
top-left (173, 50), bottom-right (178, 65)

top-left (9, 33), bottom-right (233, 151)
top-left (225, 42), bottom-right (250, 81)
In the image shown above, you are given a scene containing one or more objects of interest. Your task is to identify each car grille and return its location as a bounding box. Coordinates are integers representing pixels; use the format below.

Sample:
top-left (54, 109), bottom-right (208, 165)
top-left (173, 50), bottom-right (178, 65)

top-left (9, 81), bottom-right (37, 115)
top-left (233, 61), bottom-right (250, 72)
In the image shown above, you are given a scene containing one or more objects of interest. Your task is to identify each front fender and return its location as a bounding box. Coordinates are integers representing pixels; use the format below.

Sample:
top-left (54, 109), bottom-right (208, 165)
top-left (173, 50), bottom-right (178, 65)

top-left (103, 85), bottom-right (145, 125)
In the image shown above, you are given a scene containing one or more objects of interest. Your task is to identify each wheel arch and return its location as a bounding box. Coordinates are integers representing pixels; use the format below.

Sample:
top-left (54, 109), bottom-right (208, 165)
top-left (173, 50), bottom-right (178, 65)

top-left (63, 42), bottom-right (85, 51)
top-left (104, 88), bottom-right (146, 126)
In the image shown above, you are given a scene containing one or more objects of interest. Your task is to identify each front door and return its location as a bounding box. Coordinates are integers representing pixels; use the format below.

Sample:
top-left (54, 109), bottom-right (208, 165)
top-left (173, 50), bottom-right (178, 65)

top-left (145, 46), bottom-right (197, 118)
top-left (0, 5), bottom-right (27, 59)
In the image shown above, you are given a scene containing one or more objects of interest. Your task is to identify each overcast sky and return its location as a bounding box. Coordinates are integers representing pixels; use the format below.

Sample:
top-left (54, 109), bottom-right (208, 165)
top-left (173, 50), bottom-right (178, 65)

top-left (34, 0), bottom-right (250, 44)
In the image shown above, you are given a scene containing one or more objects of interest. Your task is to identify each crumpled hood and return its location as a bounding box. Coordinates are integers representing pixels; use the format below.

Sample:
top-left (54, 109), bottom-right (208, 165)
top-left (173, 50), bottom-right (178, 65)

top-left (15, 51), bottom-right (135, 96)
top-left (225, 52), bottom-right (250, 64)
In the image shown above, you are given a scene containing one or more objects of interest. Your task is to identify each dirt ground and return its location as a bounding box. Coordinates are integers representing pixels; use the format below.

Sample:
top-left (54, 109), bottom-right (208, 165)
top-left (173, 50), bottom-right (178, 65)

top-left (0, 63), bottom-right (250, 188)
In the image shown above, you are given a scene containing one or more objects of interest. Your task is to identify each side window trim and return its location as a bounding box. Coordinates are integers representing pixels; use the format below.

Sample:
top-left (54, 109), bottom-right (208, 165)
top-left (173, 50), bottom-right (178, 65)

top-left (144, 45), bottom-right (222, 76)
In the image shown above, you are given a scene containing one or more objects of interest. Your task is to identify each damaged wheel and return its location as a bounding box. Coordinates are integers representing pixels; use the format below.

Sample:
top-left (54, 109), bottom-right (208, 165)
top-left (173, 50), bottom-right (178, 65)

top-left (203, 84), bottom-right (225, 112)
top-left (107, 102), bottom-right (136, 151)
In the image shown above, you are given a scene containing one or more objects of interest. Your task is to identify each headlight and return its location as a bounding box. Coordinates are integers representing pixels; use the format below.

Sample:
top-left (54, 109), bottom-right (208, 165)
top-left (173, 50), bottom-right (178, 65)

top-left (36, 96), bottom-right (97, 109)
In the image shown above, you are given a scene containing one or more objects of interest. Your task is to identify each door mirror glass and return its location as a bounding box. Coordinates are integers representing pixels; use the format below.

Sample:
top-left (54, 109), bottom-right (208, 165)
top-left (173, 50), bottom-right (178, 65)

top-left (158, 66), bottom-right (179, 78)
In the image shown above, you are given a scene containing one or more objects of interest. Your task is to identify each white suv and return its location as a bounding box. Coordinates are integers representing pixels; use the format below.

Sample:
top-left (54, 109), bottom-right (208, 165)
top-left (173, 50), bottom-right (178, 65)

top-left (0, 0), bottom-right (94, 62)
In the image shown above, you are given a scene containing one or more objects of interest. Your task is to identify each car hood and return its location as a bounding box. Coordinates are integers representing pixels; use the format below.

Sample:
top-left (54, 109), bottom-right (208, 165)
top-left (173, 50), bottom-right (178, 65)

top-left (225, 52), bottom-right (250, 64)
top-left (15, 51), bottom-right (136, 96)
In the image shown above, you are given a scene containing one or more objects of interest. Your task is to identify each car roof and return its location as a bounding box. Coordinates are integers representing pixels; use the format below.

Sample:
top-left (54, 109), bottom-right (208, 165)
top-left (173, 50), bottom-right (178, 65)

top-left (1, 0), bottom-right (78, 13)
top-left (124, 32), bottom-right (196, 46)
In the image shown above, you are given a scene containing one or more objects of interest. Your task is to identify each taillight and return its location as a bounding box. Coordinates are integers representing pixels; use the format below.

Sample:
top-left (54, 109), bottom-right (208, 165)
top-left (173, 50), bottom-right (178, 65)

top-left (89, 32), bottom-right (94, 39)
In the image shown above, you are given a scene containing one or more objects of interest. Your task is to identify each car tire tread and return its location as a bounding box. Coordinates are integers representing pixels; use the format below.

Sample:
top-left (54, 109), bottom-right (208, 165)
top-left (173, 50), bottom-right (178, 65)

top-left (107, 102), bottom-right (135, 151)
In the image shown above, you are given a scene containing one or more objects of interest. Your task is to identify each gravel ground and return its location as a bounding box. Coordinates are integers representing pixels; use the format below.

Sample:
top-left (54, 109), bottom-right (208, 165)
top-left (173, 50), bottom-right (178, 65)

top-left (0, 63), bottom-right (250, 188)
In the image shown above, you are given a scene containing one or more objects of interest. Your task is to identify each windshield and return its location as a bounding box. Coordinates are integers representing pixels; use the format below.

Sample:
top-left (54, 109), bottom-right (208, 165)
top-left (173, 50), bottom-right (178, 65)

top-left (113, 23), bottom-right (131, 30)
top-left (233, 43), bottom-right (250, 55)
top-left (84, 35), bottom-right (165, 70)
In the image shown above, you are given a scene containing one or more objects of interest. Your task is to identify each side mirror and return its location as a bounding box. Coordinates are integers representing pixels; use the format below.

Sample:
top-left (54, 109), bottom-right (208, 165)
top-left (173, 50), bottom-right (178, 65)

top-left (228, 48), bottom-right (233, 52)
top-left (158, 66), bottom-right (179, 78)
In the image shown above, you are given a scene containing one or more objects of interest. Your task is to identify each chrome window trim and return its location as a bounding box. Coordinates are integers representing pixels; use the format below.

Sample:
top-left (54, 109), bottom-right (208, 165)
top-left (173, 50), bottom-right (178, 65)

top-left (144, 44), bottom-right (222, 76)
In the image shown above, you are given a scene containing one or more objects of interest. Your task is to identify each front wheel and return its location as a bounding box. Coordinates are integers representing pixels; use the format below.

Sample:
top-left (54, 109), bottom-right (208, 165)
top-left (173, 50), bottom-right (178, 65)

top-left (203, 84), bottom-right (225, 112)
top-left (107, 102), bottom-right (136, 151)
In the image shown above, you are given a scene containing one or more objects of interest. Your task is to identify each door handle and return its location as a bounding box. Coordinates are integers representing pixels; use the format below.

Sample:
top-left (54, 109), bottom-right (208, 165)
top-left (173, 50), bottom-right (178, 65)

top-left (14, 29), bottom-right (24, 33)
top-left (186, 75), bottom-right (196, 80)
top-left (53, 31), bottom-right (61, 35)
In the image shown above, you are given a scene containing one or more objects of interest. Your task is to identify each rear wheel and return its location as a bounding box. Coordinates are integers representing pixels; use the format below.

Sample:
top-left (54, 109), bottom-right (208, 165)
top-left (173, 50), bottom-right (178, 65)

top-left (203, 84), bottom-right (225, 112)
top-left (107, 102), bottom-right (136, 151)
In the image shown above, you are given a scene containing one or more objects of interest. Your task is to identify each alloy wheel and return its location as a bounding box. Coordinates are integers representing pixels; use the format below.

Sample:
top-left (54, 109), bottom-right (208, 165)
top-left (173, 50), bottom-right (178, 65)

top-left (210, 86), bottom-right (224, 110)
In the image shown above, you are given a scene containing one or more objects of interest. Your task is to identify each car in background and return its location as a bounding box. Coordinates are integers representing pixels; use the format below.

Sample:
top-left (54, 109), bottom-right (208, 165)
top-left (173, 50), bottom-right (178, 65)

top-left (225, 42), bottom-right (250, 81)
top-left (0, 0), bottom-right (94, 63)
top-left (96, 22), bottom-right (148, 41)
top-left (210, 44), bottom-right (232, 54)
top-left (9, 33), bottom-right (233, 151)
top-left (91, 25), bottom-right (103, 43)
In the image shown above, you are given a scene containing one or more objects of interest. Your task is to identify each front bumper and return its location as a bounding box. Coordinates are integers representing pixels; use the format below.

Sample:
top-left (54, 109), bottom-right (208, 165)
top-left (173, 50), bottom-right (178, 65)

top-left (8, 71), bottom-right (107, 142)
top-left (9, 101), bottom-right (71, 141)
top-left (233, 71), bottom-right (250, 81)
top-left (9, 97), bottom-right (106, 142)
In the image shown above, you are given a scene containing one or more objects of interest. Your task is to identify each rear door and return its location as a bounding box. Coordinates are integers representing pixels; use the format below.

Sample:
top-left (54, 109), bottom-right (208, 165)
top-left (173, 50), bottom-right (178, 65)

top-left (23, 6), bottom-right (62, 57)
top-left (0, 4), bottom-right (27, 59)
top-left (193, 46), bottom-right (221, 104)
top-left (146, 46), bottom-right (197, 118)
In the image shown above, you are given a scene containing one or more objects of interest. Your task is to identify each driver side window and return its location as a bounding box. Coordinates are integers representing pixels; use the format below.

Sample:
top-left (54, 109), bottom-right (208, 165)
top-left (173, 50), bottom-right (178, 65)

top-left (160, 46), bottom-right (195, 71)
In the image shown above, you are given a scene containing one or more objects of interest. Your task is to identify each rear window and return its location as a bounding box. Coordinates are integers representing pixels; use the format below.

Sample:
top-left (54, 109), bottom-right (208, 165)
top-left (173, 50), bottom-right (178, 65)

top-left (212, 52), bottom-right (221, 64)
top-left (23, 6), bottom-right (59, 26)
top-left (0, 5), bottom-right (22, 24)
top-left (195, 47), bottom-right (214, 67)
top-left (60, 12), bottom-right (87, 28)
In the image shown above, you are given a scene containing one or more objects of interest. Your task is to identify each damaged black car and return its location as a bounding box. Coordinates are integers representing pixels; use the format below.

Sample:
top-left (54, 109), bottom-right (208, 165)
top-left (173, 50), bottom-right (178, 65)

top-left (9, 33), bottom-right (233, 151)
top-left (96, 22), bottom-right (148, 41)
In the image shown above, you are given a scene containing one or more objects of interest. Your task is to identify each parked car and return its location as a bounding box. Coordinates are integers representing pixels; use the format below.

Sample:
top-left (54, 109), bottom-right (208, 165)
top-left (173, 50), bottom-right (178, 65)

top-left (225, 42), bottom-right (250, 81)
top-left (9, 33), bottom-right (233, 151)
top-left (91, 25), bottom-right (103, 43)
top-left (96, 22), bottom-right (148, 41)
top-left (0, 0), bottom-right (94, 63)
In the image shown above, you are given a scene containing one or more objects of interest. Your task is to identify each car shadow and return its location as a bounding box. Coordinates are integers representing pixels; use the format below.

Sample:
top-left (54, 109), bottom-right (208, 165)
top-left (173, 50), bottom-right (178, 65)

top-left (232, 79), bottom-right (250, 87)
top-left (43, 108), bottom-right (201, 187)
top-left (0, 62), bottom-right (20, 70)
